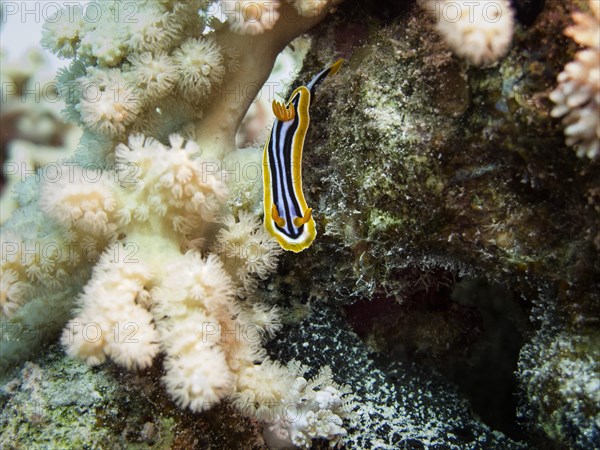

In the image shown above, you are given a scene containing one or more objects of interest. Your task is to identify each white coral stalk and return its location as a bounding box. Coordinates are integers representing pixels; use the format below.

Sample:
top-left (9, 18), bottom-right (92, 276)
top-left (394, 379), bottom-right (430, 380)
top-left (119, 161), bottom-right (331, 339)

top-left (221, 0), bottom-right (281, 35)
top-left (550, 0), bottom-right (600, 159)
top-left (290, 0), bottom-right (334, 17)
top-left (420, 0), bottom-right (514, 65)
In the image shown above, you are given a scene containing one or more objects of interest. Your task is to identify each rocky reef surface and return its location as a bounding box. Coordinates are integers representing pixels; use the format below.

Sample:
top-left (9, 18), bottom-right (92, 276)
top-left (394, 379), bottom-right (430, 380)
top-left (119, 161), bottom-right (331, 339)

top-left (271, 0), bottom-right (599, 447)
top-left (1, 346), bottom-right (267, 449)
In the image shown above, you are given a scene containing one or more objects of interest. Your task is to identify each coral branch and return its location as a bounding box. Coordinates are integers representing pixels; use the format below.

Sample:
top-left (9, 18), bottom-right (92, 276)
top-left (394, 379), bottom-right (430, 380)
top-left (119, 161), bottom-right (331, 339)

top-left (195, 0), bottom-right (340, 158)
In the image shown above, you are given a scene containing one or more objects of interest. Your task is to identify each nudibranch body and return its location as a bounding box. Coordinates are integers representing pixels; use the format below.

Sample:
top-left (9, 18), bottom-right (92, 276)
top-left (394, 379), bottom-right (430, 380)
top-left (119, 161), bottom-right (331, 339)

top-left (263, 59), bottom-right (343, 252)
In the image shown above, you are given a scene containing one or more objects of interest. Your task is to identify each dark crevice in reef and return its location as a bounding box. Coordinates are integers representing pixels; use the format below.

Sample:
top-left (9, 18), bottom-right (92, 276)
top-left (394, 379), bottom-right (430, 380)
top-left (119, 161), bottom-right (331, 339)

top-left (349, 0), bottom-right (547, 28)
top-left (512, 0), bottom-right (546, 26)
top-left (450, 279), bottom-right (530, 441)
top-left (344, 276), bottom-right (530, 441)
top-left (351, 0), bottom-right (415, 24)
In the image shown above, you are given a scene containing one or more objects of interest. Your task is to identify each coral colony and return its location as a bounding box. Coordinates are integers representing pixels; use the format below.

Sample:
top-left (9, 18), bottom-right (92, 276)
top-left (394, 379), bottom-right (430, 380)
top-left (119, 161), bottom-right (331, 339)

top-left (3, 1), bottom-right (356, 448)
top-left (550, 0), bottom-right (600, 159)
top-left (1, 0), bottom-right (599, 449)
top-left (418, 0), bottom-right (514, 65)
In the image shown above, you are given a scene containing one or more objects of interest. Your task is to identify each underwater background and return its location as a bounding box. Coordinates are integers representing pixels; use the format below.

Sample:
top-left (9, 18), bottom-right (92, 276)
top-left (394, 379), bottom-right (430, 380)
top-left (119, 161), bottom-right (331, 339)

top-left (1, 1), bottom-right (598, 449)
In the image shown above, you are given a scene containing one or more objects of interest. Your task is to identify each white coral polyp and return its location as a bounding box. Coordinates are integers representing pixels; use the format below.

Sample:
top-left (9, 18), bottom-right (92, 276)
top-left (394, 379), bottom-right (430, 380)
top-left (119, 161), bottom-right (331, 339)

top-left (158, 252), bottom-right (235, 318)
top-left (217, 212), bottom-right (282, 295)
top-left (115, 134), bottom-right (228, 232)
top-left (152, 252), bottom-right (239, 411)
top-left (80, 84), bottom-right (140, 137)
top-left (262, 367), bottom-right (355, 449)
top-left (221, 0), bottom-right (280, 35)
top-left (129, 52), bottom-right (178, 100)
top-left (39, 165), bottom-right (118, 237)
top-left (0, 268), bottom-right (28, 317)
top-left (234, 359), bottom-right (297, 419)
top-left (186, 255), bottom-right (235, 309)
top-left (238, 303), bottom-right (282, 338)
top-left (62, 311), bottom-right (110, 366)
top-left (550, 1), bottom-right (600, 159)
top-left (421, 0), bottom-right (514, 65)
top-left (163, 343), bottom-right (235, 410)
top-left (77, 67), bottom-right (141, 137)
top-left (61, 252), bottom-right (158, 370)
top-left (126, 4), bottom-right (183, 53)
top-left (174, 37), bottom-right (225, 99)
top-left (41, 5), bottom-right (86, 58)
top-left (218, 211), bottom-right (262, 246)
top-left (79, 25), bottom-right (127, 66)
